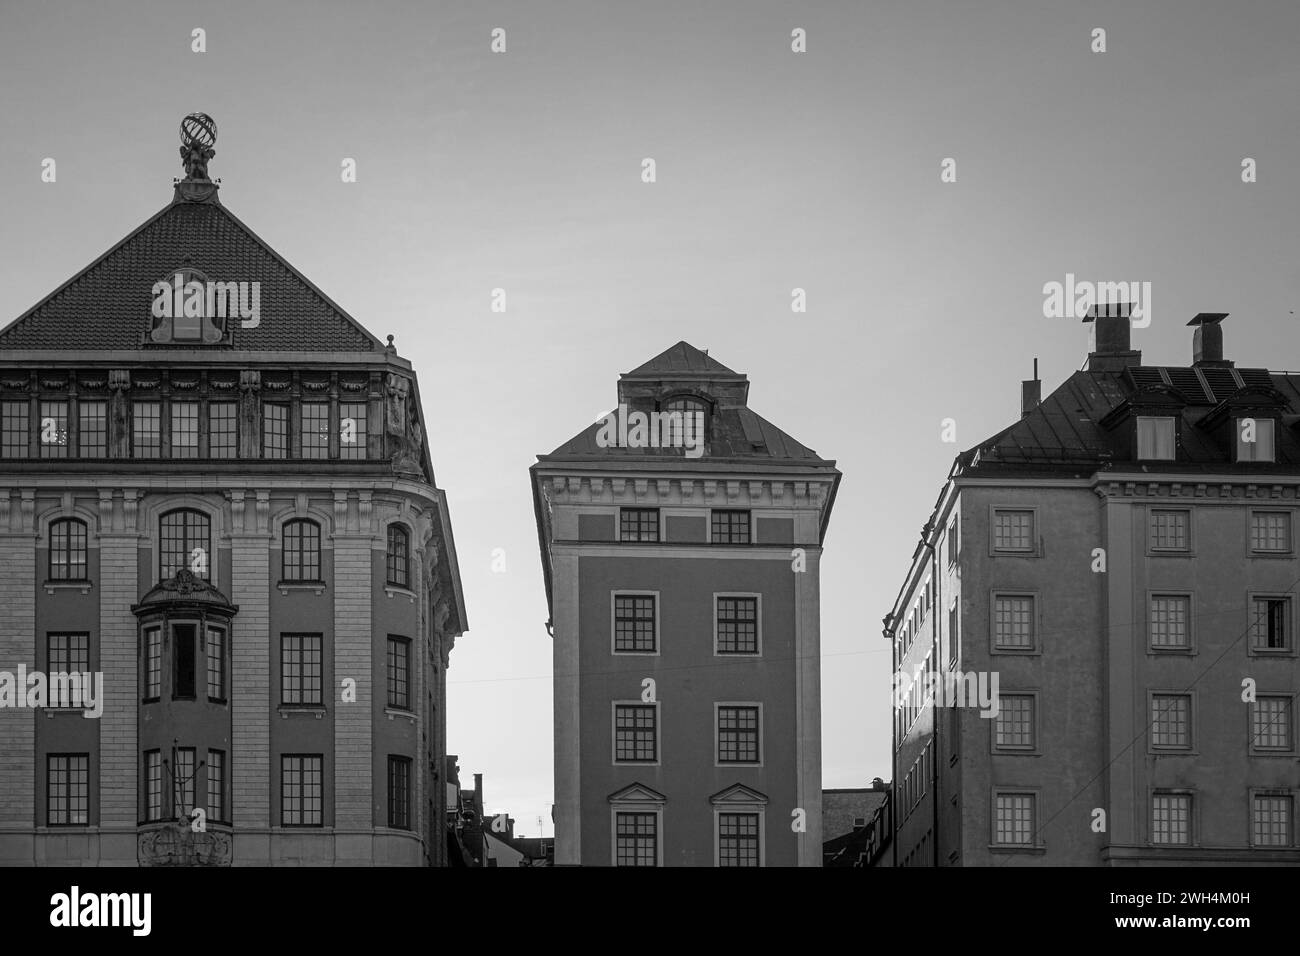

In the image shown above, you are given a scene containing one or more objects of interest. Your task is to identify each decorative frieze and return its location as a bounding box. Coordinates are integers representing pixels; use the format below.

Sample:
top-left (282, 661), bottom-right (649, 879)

top-left (540, 474), bottom-right (837, 511)
top-left (1094, 479), bottom-right (1300, 500)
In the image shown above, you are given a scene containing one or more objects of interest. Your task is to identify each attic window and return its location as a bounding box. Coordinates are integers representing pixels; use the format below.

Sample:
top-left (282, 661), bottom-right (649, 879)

top-left (662, 396), bottom-right (708, 443)
top-left (1236, 418), bottom-right (1275, 463)
top-left (1136, 417), bottom-right (1175, 461)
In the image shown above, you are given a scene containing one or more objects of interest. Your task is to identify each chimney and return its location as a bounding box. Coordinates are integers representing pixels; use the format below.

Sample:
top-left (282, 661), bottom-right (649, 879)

top-left (1187, 313), bottom-right (1231, 367)
top-left (1082, 302), bottom-right (1141, 371)
top-left (1021, 358), bottom-right (1041, 418)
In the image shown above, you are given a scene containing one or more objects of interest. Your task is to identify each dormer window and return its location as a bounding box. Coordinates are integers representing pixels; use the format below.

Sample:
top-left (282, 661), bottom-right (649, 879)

top-left (1136, 416), bottom-right (1176, 461)
top-left (661, 396), bottom-right (708, 448)
top-left (1236, 417), bottom-right (1275, 463)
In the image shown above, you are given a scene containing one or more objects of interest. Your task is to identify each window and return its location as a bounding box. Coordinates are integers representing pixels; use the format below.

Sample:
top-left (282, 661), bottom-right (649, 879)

top-left (281, 634), bottom-right (323, 705)
top-left (388, 756), bottom-right (411, 830)
top-left (718, 812), bottom-right (760, 867)
top-left (1237, 417), bottom-right (1276, 463)
top-left (207, 750), bottom-right (226, 822)
top-left (386, 525), bottom-right (410, 588)
top-left (947, 603), bottom-right (959, 668)
top-left (160, 509), bottom-right (211, 580)
top-left (1137, 416), bottom-right (1176, 460)
top-left (174, 748), bottom-right (196, 818)
top-left (38, 400), bottom-right (68, 458)
top-left (992, 509), bottom-right (1034, 552)
top-left (208, 403), bottom-right (237, 458)
top-left (301, 403), bottom-right (329, 459)
top-left (1251, 697), bottom-right (1293, 751)
top-left (1250, 597), bottom-right (1291, 652)
top-left (1151, 694), bottom-right (1191, 749)
top-left (1250, 511), bottom-right (1291, 553)
top-left (47, 754), bottom-right (89, 826)
top-left (387, 636), bottom-right (411, 710)
top-left (262, 404), bottom-right (288, 458)
top-left (615, 812), bottom-right (658, 867)
top-left (711, 510), bottom-right (751, 545)
top-left (282, 519), bottom-right (321, 581)
top-left (48, 518), bottom-right (88, 581)
top-left (947, 517), bottom-right (959, 567)
top-left (1152, 793), bottom-right (1192, 845)
top-left (995, 695), bottom-right (1035, 750)
top-left (173, 623), bottom-right (197, 699)
top-left (619, 508), bottom-right (659, 542)
top-left (1, 401), bottom-right (29, 457)
top-left (206, 626), bottom-right (225, 701)
top-left (613, 593), bottom-right (656, 653)
top-left (281, 755), bottom-right (324, 826)
top-left (132, 401), bottom-right (161, 458)
top-left (662, 396), bottom-right (708, 450)
top-left (144, 750), bottom-right (162, 822)
top-left (717, 705), bottom-right (761, 764)
top-left (47, 633), bottom-right (88, 707)
top-left (1252, 794), bottom-right (1293, 847)
top-left (1150, 595), bottom-right (1191, 650)
top-left (716, 596), bottom-right (759, 654)
top-left (78, 401), bottom-right (106, 457)
top-left (992, 594), bottom-right (1036, 651)
top-left (1150, 510), bottom-right (1190, 551)
top-left (339, 402), bottom-right (367, 459)
top-left (614, 704), bottom-right (657, 763)
top-left (171, 402), bottom-right (199, 458)
top-left (993, 792), bottom-right (1035, 846)
top-left (143, 627), bottom-right (161, 700)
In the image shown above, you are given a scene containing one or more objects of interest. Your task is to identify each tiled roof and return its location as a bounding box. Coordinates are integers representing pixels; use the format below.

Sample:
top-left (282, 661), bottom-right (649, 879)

top-left (0, 190), bottom-right (385, 353)
top-left (624, 341), bottom-right (739, 377)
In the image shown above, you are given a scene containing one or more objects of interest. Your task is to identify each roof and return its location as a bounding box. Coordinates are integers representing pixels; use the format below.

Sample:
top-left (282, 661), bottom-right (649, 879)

top-left (623, 341), bottom-right (740, 378)
top-left (0, 187), bottom-right (385, 353)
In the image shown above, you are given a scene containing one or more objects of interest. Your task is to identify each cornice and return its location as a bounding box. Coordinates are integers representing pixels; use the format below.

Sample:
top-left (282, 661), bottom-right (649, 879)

top-left (540, 474), bottom-right (832, 509)
top-left (1093, 478), bottom-right (1299, 501)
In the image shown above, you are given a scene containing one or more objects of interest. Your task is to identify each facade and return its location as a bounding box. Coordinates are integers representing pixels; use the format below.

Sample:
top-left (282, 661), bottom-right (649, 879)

top-left (0, 117), bottom-right (467, 866)
top-left (885, 309), bottom-right (1300, 866)
top-left (531, 342), bottom-right (839, 866)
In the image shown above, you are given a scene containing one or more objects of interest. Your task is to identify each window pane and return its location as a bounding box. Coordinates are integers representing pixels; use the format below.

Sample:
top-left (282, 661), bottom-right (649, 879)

top-left (995, 695), bottom-right (1034, 748)
top-left (615, 812), bottom-right (657, 866)
top-left (1137, 417), bottom-right (1175, 460)
top-left (388, 756), bottom-right (411, 829)
top-left (1253, 795), bottom-right (1292, 847)
top-left (614, 595), bottom-right (656, 652)
top-left (281, 755), bottom-right (323, 826)
top-left (281, 634), bottom-right (323, 705)
top-left (711, 510), bottom-right (750, 544)
top-left (717, 596), bottom-right (758, 653)
top-left (145, 751), bottom-right (162, 821)
top-left (994, 793), bottom-right (1034, 845)
top-left (614, 704), bottom-right (657, 762)
top-left (1237, 418), bottom-right (1275, 462)
top-left (144, 628), bottom-right (161, 699)
top-left (339, 402), bottom-right (367, 460)
top-left (208, 403), bottom-right (237, 458)
top-left (1152, 794), bottom-right (1191, 844)
top-left (170, 402), bottom-right (199, 458)
top-left (207, 750), bottom-right (225, 822)
top-left (174, 748), bottom-right (196, 817)
top-left (302, 403), bottom-right (329, 459)
top-left (1252, 697), bottom-right (1293, 750)
top-left (160, 509), bottom-right (211, 580)
top-left (993, 510), bottom-right (1033, 550)
top-left (133, 401), bottom-right (161, 458)
top-left (619, 508), bottom-right (659, 542)
top-left (1149, 510), bottom-right (1189, 550)
top-left (1151, 695), bottom-right (1191, 748)
top-left (1150, 596), bottom-right (1190, 648)
top-left (1250, 598), bottom-right (1290, 651)
top-left (38, 401), bottom-right (69, 458)
top-left (718, 706), bottom-right (759, 763)
top-left (387, 637), bottom-right (411, 709)
top-left (48, 754), bottom-right (89, 825)
top-left (1, 401), bottom-right (29, 458)
top-left (386, 526), bottom-right (410, 587)
top-left (78, 401), bottom-right (107, 457)
top-left (283, 520), bottom-right (321, 581)
top-left (1250, 512), bottom-right (1290, 552)
top-left (206, 627), bottom-right (225, 700)
top-left (49, 519), bottom-right (88, 581)
top-left (719, 812), bottom-right (759, 867)
top-left (173, 623), bottom-right (196, 698)
top-left (993, 595), bottom-right (1034, 649)
top-left (262, 404), bottom-right (288, 458)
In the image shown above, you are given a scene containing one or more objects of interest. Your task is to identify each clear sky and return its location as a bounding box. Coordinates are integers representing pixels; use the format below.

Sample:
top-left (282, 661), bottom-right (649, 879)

top-left (2, 0), bottom-right (1298, 839)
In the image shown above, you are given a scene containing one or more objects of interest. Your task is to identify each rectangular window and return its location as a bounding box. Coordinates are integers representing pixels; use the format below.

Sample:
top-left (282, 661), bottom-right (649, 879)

top-left (711, 510), bottom-right (751, 545)
top-left (1251, 697), bottom-right (1293, 751)
top-left (208, 403), bottom-right (237, 458)
top-left (281, 754), bottom-right (324, 826)
top-left (47, 633), bottom-right (89, 707)
top-left (1, 401), bottom-right (29, 458)
top-left (716, 596), bottom-right (759, 654)
top-left (388, 756), bottom-right (411, 830)
top-left (144, 750), bottom-right (162, 822)
top-left (1152, 793), bottom-right (1192, 845)
top-left (1250, 597), bottom-right (1291, 652)
top-left (947, 518), bottom-right (959, 567)
top-left (947, 604), bottom-right (959, 667)
top-left (339, 402), bottom-right (367, 460)
top-left (1137, 416), bottom-right (1176, 461)
top-left (78, 401), bottom-right (107, 457)
top-left (993, 792), bottom-right (1035, 846)
top-left (262, 403), bottom-right (288, 459)
top-left (1150, 595), bottom-right (1191, 649)
top-left (1250, 511), bottom-right (1291, 553)
top-left (173, 623), bottom-right (196, 699)
top-left (615, 811), bottom-right (658, 867)
top-left (132, 401), bottom-right (161, 458)
top-left (1151, 694), bottom-right (1192, 749)
top-left (619, 508), bottom-right (659, 542)
top-left (170, 402), bottom-right (199, 458)
top-left (47, 754), bottom-right (89, 826)
top-left (1252, 794), bottom-right (1293, 847)
top-left (174, 747), bottom-right (196, 817)
top-left (206, 626), bottom-right (225, 701)
top-left (718, 705), bottom-right (760, 764)
top-left (992, 510), bottom-right (1034, 551)
top-left (994, 695), bottom-right (1035, 750)
top-left (207, 750), bottom-right (226, 822)
top-left (1150, 509), bottom-right (1190, 551)
top-left (614, 704), bottom-right (657, 763)
top-left (993, 594), bottom-right (1035, 650)
top-left (718, 812), bottom-right (760, 867)
top-left (281, 634), bottom-right (323, 705)
top-left (144, 627), bottom-right (161, 700)
top-left (302, 403), bottom-right (329, 459)
top-left (1237, 418), bottom-right (1276, 462)
top-left (387, 636), bottom-right (411, 710)
top-left (38, 400), bottom-right (69, 458)
top-left (613, 594), bottom-right (656, 653)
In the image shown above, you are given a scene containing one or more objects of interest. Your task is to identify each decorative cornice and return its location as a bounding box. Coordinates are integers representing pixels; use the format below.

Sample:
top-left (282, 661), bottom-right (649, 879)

top-left (1093, 479), bottom-right (1297, 500)
top-left (541, 474), bottom-right (835, 509)
top-left (302, 380), bottom-right (330, 392)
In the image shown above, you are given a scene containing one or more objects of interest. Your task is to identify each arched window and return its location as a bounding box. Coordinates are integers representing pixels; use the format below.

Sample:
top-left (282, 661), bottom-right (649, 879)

top-left (160, 509), bottom-right (211, 580)
top-left (661, 395), bottom-right (709, 451)
top-left (49, 518), bottom-right (88, 581)
top-left (283, 519), bottom-right (322, 582)
top-left (386, 524), bottom-right (410, 588)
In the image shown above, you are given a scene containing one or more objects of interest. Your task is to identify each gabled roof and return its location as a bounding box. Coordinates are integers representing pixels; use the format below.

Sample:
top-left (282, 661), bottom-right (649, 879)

top-left (0, 188), bottom-right (385, 353)
top-left (624, 340), bottom-right (739, 378)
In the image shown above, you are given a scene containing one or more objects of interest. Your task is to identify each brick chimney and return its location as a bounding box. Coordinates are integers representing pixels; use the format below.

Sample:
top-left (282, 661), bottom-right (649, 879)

top-left (1083, 302), bottom-right (1142, 372)
top-left (1187, 313), bottom-right (1231, 368)
top-left (1021, 359), bottom-right (1041, 418)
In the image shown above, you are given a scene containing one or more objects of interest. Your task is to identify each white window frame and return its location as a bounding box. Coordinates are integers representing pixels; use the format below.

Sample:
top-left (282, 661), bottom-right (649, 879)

top-left (713, 592), bottom-right (763, 657)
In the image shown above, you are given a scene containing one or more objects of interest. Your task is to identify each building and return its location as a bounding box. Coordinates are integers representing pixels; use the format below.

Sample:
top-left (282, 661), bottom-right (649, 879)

top-left (822, 779), bottom-right (888, 842)
top-left (531, 342), bottom-right (840, 866)
top-left (0, 114), bottom-right (467, 866)
top-left (885, 308), bottom-right (1300, 866)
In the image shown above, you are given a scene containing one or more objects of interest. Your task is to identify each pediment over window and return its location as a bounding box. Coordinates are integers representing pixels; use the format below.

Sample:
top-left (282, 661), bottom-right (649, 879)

top-left (710, 783), bottom-right (768, 806)
top-left (608, 783), bottom-right (666, 805)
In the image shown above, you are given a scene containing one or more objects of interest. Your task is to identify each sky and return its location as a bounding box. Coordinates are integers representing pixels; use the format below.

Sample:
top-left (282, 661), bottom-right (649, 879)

top-left (1, 0), bottom-right (1298, 839)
